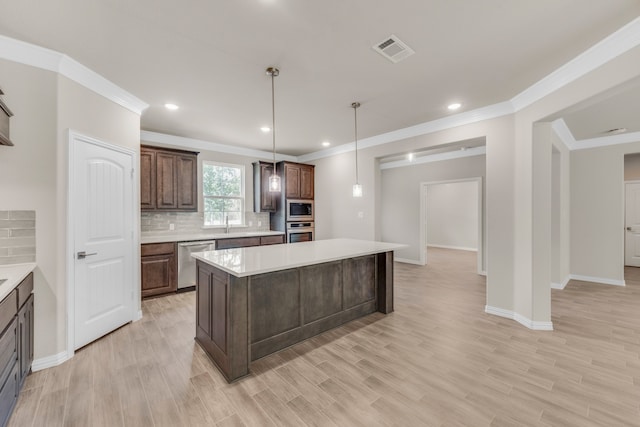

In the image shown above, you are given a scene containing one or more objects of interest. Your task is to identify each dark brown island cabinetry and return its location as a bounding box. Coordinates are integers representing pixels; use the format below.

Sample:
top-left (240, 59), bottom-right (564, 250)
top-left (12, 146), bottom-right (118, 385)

top-left (282, 162), bottom-right (314, 200)
top-left (140, 145), bottom-right (198, 211)
top-left (141, 242), bottom-right (177, 298)
top-left (0, 273), bottom-right (34, 427)
top-left (252, 161), bottom-right (277, 212)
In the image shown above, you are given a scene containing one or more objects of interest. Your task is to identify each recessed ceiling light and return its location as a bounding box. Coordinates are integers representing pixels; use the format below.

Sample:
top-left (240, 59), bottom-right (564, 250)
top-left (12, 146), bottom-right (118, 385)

top-left (448, 103), bottom-right (462, 111)
top-left (322, 141), bottom-right (331, 147)
top-left (261, 126), bottom-right (271, 133)
top-left (604, 127), bottom-right (627, 134)
top-left (407, 153), bottom-right (414, 162)
top-left (165, 103), bottom-right (179, 110)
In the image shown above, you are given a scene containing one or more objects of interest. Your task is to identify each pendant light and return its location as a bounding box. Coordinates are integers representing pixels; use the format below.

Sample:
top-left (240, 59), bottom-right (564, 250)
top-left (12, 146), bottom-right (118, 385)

top-left (351, 102), bottom-right (363, 197)
top-left (266, 67), bottom-right (281, 192)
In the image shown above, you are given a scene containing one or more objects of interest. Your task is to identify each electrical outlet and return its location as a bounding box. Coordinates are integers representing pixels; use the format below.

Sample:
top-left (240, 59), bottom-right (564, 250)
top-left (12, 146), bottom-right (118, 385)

top-left (169, 223), bottom-right (175, 230)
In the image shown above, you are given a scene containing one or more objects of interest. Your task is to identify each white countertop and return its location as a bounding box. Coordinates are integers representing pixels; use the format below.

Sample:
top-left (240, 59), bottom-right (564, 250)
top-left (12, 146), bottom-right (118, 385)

top-left (191, 238), bottom-right (405, 277)
top-left (0, 263), bottom-right (36, 302)
top-left (141, 230), bottom-right (285, 244)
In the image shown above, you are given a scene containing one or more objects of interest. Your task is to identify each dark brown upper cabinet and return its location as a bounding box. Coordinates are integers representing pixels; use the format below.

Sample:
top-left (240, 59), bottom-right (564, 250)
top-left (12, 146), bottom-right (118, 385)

top-left (141, 145), bottom-right (198, 211)
top-left (283, 162), bottom-right (314, 200)
top-left (253, 161), bottom-right (278, 212)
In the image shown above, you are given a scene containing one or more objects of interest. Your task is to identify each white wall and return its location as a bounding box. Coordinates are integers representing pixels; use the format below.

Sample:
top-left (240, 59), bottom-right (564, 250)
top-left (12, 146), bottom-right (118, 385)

top-left (426, 181), bottom-right (478, 251)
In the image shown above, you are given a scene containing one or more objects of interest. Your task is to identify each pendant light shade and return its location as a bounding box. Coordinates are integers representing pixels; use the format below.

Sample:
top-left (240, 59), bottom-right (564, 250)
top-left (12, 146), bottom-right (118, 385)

top-left (351, 102), bottom-right (362, 198)
top-left (266, 67), bottom-right (281, 192)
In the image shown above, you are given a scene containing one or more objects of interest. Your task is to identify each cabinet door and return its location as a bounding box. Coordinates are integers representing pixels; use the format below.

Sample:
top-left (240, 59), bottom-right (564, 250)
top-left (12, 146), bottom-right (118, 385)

top-left (177, 154), bottom-right (198, 210)
top-left (18, 294), bottom-right (33, 386)
top-left (258, 163), bottom-right (277, 211)
top-left (156, 152), bottom-right (178, 209)
top-left (285, 163), bottom-right (300, 199)
top-left (141, 252), bottom-right (177, 298)
top-left (300, 166), bottom-right (314, 199)
top-left (140, 149), bottom-right (156, 210)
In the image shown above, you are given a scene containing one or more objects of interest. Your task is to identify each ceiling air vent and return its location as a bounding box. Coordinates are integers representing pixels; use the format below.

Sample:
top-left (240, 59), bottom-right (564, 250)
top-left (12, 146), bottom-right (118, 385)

top-left (373, 34), bottom-right (415, 63)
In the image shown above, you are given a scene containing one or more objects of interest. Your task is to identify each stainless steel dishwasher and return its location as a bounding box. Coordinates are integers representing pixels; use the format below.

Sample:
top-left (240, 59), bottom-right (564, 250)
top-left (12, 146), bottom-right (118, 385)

top-left (177, 240), bottom-right (216, 289)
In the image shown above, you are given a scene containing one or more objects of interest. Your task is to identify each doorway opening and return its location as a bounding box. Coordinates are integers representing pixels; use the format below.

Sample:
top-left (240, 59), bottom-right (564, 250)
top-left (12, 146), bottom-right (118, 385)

top-left (419, 177), bottom-right (484, 274)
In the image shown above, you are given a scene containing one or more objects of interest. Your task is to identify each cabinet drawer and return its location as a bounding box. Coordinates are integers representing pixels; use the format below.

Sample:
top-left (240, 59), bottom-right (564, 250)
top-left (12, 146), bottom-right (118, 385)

top-left (216, 237), bottom-right (261, 250)
top-left (260, 235), bottom-right (284, 245)
top-left (0, 291), bottom-right (16, 335)
top-left (141, 242), bottom-right (176, 257)
top-left (17, 273), bottom-right (33, 309)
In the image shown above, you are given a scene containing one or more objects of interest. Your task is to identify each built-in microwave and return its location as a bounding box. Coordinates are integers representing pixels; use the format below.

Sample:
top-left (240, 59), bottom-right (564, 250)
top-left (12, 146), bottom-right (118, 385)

top-left (286, 199), bottom-right (314, 222)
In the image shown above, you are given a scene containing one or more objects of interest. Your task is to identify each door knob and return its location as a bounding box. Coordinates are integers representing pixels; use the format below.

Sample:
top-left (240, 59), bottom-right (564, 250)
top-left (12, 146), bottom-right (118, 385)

top-left (77, 251), bottom-right (98, 259)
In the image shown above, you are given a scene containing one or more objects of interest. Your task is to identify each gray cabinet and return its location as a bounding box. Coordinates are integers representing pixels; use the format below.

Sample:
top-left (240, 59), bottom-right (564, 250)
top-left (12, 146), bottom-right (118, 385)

top-left (0, 272), bottom-right (34, 427)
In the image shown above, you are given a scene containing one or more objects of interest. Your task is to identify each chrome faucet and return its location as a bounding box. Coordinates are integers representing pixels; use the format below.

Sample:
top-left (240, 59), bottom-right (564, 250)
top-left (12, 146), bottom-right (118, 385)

top-left (225, 215), bottom-right (230, 234)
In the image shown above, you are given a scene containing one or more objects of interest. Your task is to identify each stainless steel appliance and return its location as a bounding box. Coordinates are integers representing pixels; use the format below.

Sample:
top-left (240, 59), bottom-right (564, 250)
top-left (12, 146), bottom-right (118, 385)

top-left (178, 240), bottom-right (216, 289)
top-left (286, 222), bottom-right (314, 243)
top-left (286, 199), bottom-right (314, 222)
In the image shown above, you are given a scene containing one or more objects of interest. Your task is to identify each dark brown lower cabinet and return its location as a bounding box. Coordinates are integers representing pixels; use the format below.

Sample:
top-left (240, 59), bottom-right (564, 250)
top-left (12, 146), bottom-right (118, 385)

top-left (141, 243), bottom-right (177, 298)
top-left (0, 273), bottom-right (34, 427)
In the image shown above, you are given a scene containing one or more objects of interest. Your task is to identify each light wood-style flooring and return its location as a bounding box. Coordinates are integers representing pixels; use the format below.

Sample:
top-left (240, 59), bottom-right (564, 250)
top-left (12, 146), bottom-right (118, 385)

top-left (8, 248), bottom-right (640, 426)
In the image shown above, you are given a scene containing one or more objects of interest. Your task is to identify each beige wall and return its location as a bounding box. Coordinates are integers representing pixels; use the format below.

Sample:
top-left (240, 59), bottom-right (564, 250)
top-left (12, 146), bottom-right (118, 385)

top-left (0, 59), bottom-right (141, 361)
top-left (571, 141), bottom-right (640, 282)
top-left (380, 155), bottom-right (485, 264)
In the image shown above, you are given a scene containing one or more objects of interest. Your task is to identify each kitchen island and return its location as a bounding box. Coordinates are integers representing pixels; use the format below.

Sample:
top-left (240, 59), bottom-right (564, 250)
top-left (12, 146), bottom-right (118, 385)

top-left (191, 238), bottom-right (404, 382)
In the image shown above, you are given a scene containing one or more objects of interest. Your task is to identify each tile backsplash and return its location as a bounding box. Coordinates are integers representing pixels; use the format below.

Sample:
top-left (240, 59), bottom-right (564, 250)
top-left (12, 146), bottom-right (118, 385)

top-left (0, 210), bottom-right (36, 265)
top-left (141, 211), bottom-right (270, 234)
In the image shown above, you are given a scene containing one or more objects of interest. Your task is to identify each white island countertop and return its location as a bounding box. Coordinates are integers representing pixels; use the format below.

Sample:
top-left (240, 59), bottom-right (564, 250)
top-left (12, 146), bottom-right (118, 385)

top-left (191, 238), bottom-right (405, 277)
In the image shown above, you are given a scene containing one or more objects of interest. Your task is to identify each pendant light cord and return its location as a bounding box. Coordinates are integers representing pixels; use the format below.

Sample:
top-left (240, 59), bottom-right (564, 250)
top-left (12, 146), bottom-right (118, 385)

top-left (352, 102), bottom-right (360, 185)
top-left (271, 72), bottom-right (276, 172)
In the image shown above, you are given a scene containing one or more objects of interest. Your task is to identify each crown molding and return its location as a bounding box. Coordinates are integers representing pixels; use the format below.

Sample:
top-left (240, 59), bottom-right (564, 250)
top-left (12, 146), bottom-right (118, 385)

top-left (571, 130), bottom-right (640, 151)
top-left (298, 102), bottom-right (512, 163)
top-left (380, 146), bottom-right (486, 170)
top-left (511, 16), bottom-right (640, 111)
top-left (551, 119), bottom-right (576, 150)
top-left (141, 130), bottom-right (298, 161)
top-left (0, 35), bottom-right (148, 115)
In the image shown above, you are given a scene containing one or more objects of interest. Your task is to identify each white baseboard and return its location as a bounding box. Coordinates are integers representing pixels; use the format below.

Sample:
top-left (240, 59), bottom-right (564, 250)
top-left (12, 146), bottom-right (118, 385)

top-left (569, 274), bottom-right (625, 287)
top-left (427, 244), bottom-right (478, 252)
top-left (485, 305), bottom-right (553, 331)
top-left (551, 276), bottom-right (570, 290)
top-left (134, 309), bottom-right (143, 321)
top-left (478, 270), bottom-right (487, 277)
top-left (32, 351), bottom-right (70, 372)
top-left (395, 257), bottom-right (424, 265)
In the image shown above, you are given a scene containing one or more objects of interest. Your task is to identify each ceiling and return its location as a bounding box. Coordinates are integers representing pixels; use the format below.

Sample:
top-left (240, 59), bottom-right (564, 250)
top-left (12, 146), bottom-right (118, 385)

top-left (1, 1), bottom-right (639, 156)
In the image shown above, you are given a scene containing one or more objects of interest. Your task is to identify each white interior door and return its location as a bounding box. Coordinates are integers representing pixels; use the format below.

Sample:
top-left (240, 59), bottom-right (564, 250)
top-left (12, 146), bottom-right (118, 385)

top-left (625, 181), bottom-right (640, 267)
top-left (72, 133), bottom-right (135, 349)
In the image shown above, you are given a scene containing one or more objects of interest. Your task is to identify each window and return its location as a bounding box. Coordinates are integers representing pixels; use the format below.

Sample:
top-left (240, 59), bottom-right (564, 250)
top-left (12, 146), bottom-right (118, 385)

top-left (202, 161), bottom-right (245, 226)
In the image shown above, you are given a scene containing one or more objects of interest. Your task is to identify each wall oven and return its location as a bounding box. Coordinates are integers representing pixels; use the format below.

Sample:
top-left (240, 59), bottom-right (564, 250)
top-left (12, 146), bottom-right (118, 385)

top-left (286, 199), bottom-right (314, 222)
top-left (287, 222), bottom-right (314, 243)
